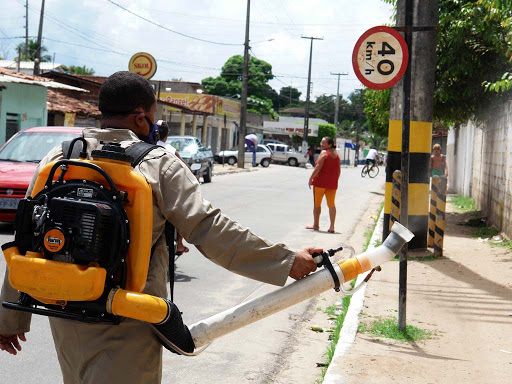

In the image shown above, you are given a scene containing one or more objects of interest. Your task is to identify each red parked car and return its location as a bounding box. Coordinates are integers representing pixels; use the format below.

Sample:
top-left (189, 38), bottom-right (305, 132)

top-left (0, 126), bottom-right (83, 222)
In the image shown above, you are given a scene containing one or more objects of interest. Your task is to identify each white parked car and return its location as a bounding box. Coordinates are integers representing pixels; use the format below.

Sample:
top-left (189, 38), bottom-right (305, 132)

top-left (215, 144), bottom-right (273, 167)
top-left (261, 138), bottom-right (287, 146)
top-left (265, 143), bottom-right (307, 167)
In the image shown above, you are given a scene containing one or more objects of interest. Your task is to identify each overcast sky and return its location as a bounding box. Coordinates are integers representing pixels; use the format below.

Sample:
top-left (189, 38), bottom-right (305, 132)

top-left (1, 0), bottom-right (393, 100)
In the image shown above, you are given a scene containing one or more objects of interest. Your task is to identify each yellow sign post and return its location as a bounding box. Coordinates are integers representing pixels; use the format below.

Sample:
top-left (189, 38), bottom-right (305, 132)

top-left (129, 52), bottom-right (157, 80)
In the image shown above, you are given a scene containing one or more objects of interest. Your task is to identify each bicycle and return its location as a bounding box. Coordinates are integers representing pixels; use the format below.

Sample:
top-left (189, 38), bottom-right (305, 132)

top-left (361, 162), bottom-right (379, 178)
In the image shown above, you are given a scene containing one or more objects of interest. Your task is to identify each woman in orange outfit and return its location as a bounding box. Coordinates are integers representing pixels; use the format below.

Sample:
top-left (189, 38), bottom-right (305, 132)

top-left (306, 137), bottom-right (341, 233)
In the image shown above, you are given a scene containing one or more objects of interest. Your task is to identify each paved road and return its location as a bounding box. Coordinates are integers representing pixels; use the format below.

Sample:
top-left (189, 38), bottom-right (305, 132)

top-left (0, 164), bottom-right (384, 383)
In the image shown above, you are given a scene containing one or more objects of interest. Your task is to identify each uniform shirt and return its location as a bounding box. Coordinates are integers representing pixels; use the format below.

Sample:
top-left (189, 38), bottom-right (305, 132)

top-left (156, 140), bottom-right (176, 155)
top-left (0, 128), bottom-right (296, 334)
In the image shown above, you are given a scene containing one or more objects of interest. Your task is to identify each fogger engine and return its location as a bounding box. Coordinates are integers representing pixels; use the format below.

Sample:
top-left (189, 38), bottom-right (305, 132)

top-left (3, 139), bottom-right (195, 353)
top-left (15, 176), bottom-right (129, 273)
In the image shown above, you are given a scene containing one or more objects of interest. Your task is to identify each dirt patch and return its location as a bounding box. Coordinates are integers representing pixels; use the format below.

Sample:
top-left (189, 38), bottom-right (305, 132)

top-left (337, 200), bottom-right (512, 384)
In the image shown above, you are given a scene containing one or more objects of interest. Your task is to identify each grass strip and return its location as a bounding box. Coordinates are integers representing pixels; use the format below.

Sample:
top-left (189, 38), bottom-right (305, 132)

top-left (317, 204), bottom-right (383, 382)
top-left (358, 317), bottom-right (432, 342)
top-left (450, 195), bottom-right (477, 212)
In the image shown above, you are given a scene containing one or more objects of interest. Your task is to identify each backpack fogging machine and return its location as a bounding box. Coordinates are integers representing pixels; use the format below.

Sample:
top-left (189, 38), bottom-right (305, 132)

top-left (2, 139), bottom-right (413, 355)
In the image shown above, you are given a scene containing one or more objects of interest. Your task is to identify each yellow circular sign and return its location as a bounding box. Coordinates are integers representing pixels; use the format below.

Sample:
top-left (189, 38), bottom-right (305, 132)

top-left (128, 52), bottom-right (157, 80)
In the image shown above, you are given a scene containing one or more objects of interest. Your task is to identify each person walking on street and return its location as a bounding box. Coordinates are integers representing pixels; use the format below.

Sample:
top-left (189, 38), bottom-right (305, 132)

top-left (307, 147), bottom-right (315, 166)
top-left (306, 137), bottom-right (341, 233)
top-left (431, 143), bottom-right (448, 177)
top-left (245, 134), bottom-right (258, 167)
top-left (0, 71), bottom-right (320, 383)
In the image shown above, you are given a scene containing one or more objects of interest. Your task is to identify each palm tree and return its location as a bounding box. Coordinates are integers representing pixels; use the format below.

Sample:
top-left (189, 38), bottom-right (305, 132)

top-left (16, 39), bottom-right (52, 62)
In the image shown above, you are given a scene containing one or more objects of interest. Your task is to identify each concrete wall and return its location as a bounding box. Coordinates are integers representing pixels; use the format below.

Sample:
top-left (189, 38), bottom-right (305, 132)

top-left (448, 98), bottom-right (512, 236)
top-left (447, 120), bottom-right (475, 196)
top-left (0, 82), bottom-right (47, 145)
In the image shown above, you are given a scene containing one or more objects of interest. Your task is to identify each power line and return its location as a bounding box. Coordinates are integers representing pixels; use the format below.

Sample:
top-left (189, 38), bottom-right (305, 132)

top-left (43, 37), bottom-right (125, 55)
top-left (141, 8), bottom-right (375, 29)
top-left (16, 0), bottom-right (128, 54)
top-left (105, 0), bottom-right (242, 46)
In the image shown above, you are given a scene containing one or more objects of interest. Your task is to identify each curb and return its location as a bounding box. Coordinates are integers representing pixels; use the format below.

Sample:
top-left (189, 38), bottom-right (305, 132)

top-left (323, 209), bottom-right (385, 384)
top-left (212, 166), bottom-right (257, 176)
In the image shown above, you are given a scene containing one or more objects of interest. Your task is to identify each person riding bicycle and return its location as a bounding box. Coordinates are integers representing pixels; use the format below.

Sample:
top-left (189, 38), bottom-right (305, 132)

top-left (365, 147), bottom-right (380, 170)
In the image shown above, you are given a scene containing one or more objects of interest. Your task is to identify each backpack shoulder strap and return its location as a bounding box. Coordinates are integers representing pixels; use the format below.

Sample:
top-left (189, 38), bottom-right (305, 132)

top-left (62, 139), bottom-right (84, 159)
top-left (127, 142), bottom-right (177, 300)
top-left (125, 142), bottom-right (161, 167)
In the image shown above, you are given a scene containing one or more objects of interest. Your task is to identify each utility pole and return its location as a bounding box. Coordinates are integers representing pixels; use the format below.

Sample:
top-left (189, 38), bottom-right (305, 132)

top-left (398, 0), bottom-right (413, 333)
top-left (301, 36), bottom-right (323, 154)
top-left (379, 0), bottom-right (438, 331)
top-left (34, 0), bottom-right (45, 75)
top-left (16, 47), bottom-right (21, 72)
top-left (354, 89), bottom-right (363, 166)
top-left (237, 0), bottom-right (251, 168)
top-left (289, 79), bottom-right (293, 105)
top-left (383, 0), bottom-right (438, 251)
top-left (25, 0), bottom-right (29, 61)
top-left (330, 72), bottom-right (348, 128)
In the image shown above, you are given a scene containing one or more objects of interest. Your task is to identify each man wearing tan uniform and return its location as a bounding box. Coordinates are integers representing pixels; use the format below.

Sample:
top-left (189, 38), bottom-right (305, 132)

top-left (0, 72), bottom-right (318, 383)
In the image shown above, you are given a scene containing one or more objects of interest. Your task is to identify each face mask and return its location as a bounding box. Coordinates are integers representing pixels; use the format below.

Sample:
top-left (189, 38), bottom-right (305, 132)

top-left (136, 117), bottom-right (158, 145)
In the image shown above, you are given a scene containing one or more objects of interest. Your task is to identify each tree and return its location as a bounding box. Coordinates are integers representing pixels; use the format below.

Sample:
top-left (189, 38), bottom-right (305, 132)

top-left (61, 65), bottom-right (95, 75)
top-left (16, 39), bottom-right (52, 62)
top-left (364, 88), bottom-right (390, 137)
top-left (278, 86), bottom-right (301, 109)
top-left (308, 123), bottom-right (337, 147)
top-left (380, 0), bottom-right (512, 126)
top-left (202, 55), bottom-right (277, 116)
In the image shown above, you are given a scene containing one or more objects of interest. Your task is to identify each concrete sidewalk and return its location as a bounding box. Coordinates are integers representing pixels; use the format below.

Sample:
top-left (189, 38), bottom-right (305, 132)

top-left (324, 200), bottom-right (512, 383)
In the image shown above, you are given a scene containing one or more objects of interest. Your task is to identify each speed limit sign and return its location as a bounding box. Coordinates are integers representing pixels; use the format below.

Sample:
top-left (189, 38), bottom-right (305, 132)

top-left (352, 26), bottom-right (409, 90)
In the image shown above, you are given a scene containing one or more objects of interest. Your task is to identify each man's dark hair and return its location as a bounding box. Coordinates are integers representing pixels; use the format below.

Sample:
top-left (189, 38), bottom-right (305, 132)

top-left (99, 71), bottom-right (155, 116)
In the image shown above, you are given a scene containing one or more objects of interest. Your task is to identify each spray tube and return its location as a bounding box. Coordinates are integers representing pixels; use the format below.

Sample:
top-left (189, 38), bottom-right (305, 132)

top-left (188, 222), bottom-right (413, 349)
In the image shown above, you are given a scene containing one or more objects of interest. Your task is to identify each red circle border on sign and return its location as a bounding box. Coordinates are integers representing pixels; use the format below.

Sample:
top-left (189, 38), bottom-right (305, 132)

top-left (133, 54), bottom-right (154, 77)
top-left (352, 26), bottom-right (409, 90)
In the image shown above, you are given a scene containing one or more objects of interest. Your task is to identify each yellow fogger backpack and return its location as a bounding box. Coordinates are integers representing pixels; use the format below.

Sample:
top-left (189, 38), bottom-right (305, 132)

top-left (2, 138), bottom-right (195, 354)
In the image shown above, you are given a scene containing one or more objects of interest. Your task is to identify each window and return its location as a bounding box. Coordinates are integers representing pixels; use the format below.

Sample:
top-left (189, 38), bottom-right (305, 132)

top-left (0, 131), bottom-right (80, 162)
top-left (257, 146), bottom-right (266, 152)
top-left (275, 146), bottom-right (285, 152)
top-left (6, 113), bottom-right (20, 142)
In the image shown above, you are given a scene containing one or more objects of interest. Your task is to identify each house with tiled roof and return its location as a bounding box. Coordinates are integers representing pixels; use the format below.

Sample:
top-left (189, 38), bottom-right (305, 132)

top-left (0, 68), bottom-right (100, 144)
top-left (40, 71), bottom-right (105, 105)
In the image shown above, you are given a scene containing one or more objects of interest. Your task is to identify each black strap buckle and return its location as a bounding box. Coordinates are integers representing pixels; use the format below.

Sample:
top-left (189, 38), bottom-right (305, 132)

top-left (314, 251), bottom-right (341, 292)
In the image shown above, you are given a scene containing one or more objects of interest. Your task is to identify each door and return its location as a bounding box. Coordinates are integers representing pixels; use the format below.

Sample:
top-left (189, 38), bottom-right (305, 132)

top-left (273, 145), bottom-right (287, 162)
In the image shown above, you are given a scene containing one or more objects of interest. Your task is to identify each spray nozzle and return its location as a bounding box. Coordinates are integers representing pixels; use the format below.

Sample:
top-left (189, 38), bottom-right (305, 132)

top-left (312, 246), bottom-right (344, 267)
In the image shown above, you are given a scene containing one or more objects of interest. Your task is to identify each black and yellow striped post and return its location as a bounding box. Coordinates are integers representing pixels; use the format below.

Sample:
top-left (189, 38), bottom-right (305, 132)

top-left (383, 120), bottom-right (432, 249)
top-left (390, 170), bottom-right (402, 229)
top-left (428, 176), bottom-right (439, 247)
top-left (434, 176), bottom-right (447, 257)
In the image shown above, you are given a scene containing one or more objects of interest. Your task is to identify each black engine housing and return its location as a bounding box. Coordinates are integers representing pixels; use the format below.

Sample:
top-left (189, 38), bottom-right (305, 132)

top-left (14, 179), bottom-right (130, 275)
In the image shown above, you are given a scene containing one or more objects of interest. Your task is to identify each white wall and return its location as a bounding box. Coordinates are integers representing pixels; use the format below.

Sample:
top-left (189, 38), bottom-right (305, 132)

top-left (449, 98), bottom-right (512, 236)
top-left (447, 121), bottom-right (475, 196)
